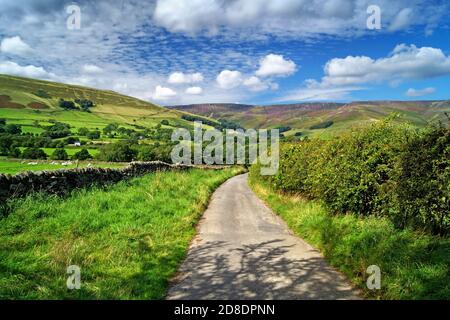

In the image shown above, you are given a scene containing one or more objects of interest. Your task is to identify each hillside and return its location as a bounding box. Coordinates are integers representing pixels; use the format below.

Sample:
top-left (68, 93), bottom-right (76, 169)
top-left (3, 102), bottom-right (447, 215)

top-left (170, 101), bottom-right (450, 138)
top-left (0, 74), bottom-right (198, 132)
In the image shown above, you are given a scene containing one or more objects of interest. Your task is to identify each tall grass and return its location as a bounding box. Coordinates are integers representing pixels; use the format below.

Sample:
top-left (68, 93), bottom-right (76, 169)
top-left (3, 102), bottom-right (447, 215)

top-left (249, 170), bottom-right (450, 299)
top-left (0, 167), bottom-right (244, 299)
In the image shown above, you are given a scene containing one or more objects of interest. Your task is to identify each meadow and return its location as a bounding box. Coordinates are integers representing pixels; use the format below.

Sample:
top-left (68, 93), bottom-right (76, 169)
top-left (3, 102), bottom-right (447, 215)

top-left (0, 167), bottom-right (244, 299)
top-left (0, 158), bottom-right (125, 175)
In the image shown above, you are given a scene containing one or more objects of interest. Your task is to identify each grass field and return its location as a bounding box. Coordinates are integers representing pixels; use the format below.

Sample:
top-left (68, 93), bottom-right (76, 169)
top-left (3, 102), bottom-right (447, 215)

top-left (18, 147), bottom-right (100, 157)
top-left (0, 167), bottom-right (245, 299)
top-left (0, 158), bottom-right (125, 175)
top-left (248, 173), bottom-right (450, 300)
top-left (0, 74), bottom-right (214, 131)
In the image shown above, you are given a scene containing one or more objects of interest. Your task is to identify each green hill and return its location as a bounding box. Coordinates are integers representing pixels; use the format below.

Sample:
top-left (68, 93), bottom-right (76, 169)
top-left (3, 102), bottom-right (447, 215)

top-left (0, 74), bottom-right (203, 132)
top-left (170, 101), bottom-right (450, 138)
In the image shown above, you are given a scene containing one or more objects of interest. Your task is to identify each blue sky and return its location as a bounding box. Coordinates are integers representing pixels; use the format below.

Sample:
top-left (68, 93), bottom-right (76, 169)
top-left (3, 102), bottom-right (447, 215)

top-left (0, 0), bottom-right (449, 105)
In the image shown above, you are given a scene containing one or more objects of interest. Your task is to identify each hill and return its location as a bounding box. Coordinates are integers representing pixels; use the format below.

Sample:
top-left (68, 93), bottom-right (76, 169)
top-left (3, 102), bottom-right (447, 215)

top-left (0, 74), bottom-right (201, 132)
top-left (169, 101), bottom-right (450, 138)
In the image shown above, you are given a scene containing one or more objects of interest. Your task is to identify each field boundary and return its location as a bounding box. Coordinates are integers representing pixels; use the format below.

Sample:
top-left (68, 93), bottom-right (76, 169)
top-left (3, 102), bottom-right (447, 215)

top-left (0, 161), bottom-right (228, 203)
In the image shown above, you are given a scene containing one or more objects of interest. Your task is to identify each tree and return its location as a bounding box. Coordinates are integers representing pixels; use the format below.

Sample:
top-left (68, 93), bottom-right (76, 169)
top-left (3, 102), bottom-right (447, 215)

top-left (51, 148), bottom-right (69, 160)
top-left (103, 123), bottom-right (119, 136)
top-left (87, 130), bottom-right (101, 140)
top-left (8, 147), bottom-right (21, 158)
top-left (22, 147), bottom-right (47, 160)
top-left (41, 122), bottom-right (71, 138)
top-left (59, 99), bottom-right (77, 110)
top-left (160, 120), bottom-right (169, 126)
top-left (5, 124), bottom-right (22, 135)
top-left (98, 142), bottom-right (137, 162)
top-left (78, 127), bottom-right (90, 136)
top-left (72, 149), bottom-right (92, 160)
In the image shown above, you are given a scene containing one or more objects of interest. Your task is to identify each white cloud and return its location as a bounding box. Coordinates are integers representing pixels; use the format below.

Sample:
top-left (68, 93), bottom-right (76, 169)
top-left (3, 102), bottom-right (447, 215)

top-left (406, 87), bottom-right (436, 97)
top-left (167, 72), bottom-right (204, 84)
top-left (82, 64), bottom-right (103, 74)
top-left (185, 86), bottom-right (203, 95)
top-left (0, 61), bottom-right (55, 80)
top-left (216, 70), bottom-right (243, 89)
top-left (278, 79), bottom-right (362, 102)
top-left (322, 44), bottom-right (450, 86)
top-left (255, 54), bottom-right (296, 77)
top-left (243, 76), bottom-right (269, 92)
top-left (0, 36), bottom-right (32, 56)
top-left (153, 0), bottom-right (223, 34)
top-left (389, 8), bottom-right (413, 31)
top-left (152, 85), bottom-right (177, 101)
top-left (152, 0), bottom-right (446, 37)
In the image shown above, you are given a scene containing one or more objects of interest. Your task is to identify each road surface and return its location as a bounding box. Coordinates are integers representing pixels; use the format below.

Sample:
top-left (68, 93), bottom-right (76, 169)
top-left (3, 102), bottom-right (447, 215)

top-left (166, 174), bottom-right (361, 300)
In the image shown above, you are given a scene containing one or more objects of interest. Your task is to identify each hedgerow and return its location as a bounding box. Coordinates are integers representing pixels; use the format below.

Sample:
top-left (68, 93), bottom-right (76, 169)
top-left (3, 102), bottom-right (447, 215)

top-left (261, 120), bottom-right (449, 235)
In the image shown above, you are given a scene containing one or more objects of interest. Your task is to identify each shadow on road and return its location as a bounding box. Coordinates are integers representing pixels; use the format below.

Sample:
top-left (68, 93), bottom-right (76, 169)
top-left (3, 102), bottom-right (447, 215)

top-left (167, 239), bottom-right (360, 300)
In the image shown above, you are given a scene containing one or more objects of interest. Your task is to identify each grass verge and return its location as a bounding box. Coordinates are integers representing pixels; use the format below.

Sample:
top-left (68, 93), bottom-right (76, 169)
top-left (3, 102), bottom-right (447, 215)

top-left (248, 174), bottom-right (450, 300)
top-left (0, 167), bottom-right (245, 299)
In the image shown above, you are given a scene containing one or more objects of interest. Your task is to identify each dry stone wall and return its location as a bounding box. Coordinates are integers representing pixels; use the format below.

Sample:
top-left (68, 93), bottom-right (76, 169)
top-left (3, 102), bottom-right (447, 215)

top-left (0, 161), bottom-right (193, 202)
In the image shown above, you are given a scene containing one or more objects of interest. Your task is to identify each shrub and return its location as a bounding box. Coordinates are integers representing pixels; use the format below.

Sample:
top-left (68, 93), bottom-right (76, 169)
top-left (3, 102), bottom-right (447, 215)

top-left (309, 120), bottom-right (334, 130)
top-left (59, 99), bottom-right (77, 110)
top-left (260, 120), bottom-right (449, 235)
top-left (78, 127), bottom-right (90, 136)
top-left (87, 130), bottom-right (101, 140)
top-left (33, 89), bottom-right (51, 99)
top-left (41, 122), bottom-right (71, 139)
top-left (4, 124), bottom-right (22, 135)
top-left (392, 125), bottom-right (450, 234)
top-left (51, 148), bottom-right (69, 160)
top-left (97, 142), bottom-right (137, 162)
top-left (22, 148), bottom-right (47, 160)
top-left (8, 147), bottom-right (21, 158)
top-left (72, 149), bottom-right (92, 160)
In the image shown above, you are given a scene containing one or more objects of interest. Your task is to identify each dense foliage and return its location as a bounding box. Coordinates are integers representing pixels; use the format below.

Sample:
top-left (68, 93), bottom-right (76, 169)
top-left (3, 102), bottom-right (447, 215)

top-left (309, 120), bottom-right (334, 130)
top-left (257, 120), bottom-right (449, 235)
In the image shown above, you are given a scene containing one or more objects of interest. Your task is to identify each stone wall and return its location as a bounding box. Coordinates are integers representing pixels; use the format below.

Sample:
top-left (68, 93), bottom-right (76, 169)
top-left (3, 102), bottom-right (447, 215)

top-left (0, 161), bottom-right (193, 202)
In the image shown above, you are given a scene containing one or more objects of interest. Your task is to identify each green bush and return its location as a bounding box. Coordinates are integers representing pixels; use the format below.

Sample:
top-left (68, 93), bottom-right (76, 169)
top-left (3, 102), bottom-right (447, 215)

top-left (50, 148), bottom-right (69, 160)
top-left (309, 120), bottom-right (334, 130)
top-left (260, 120), bottom-right (449, 235)
top-left (72, 149), bottom-right (92, 160)
top-left (8, 147), bottom-right (21, 158)
top-left (22, 148), bottom-right (47, 160)
top-left (97, 142), bottom-right (137, 162)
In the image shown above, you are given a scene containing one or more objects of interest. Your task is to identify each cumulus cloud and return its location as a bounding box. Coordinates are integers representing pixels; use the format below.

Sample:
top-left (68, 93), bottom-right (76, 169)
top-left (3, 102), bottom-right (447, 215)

top-left (82, 64), bottom-right (104, 74)
top-left (152, 85), bottom-right (177, 101)
top-left (406, 87), bottom-right (436, 97)
top-left (0, 36), bottom-right (32, 56)
top-left (322, 44), bottom-right (450, 86)
top-left (243, 76), bottom-right (269, 92)
top-left (216, 70), bottom-right (243, 89)
top-left (152, 0), bottom-right (447, 37)
top-left (167, 72), bottom-right (204, 84)
top-left (185, 86), bottom-right (203, 95)
top-left (389, 8), bottom-right (414, 31)
top-left (0, 61), bottom-right (55, 80)
top-left (256, 54), bottom-right (296, 78)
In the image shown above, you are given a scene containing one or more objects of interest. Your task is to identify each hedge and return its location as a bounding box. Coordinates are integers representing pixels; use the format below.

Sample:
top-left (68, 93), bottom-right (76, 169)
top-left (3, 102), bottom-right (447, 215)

top-left (260, 120), bottom-right (449, 235)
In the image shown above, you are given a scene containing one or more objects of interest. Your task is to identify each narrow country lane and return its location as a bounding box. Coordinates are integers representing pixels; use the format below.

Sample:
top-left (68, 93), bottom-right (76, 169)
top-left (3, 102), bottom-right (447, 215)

top-left (166, 174), bottom-right (361, 300)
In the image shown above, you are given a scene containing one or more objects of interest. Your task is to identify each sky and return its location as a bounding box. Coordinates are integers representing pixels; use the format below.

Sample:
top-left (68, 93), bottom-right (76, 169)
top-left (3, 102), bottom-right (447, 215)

top-left (0, 0), bottom-right (449, 105)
